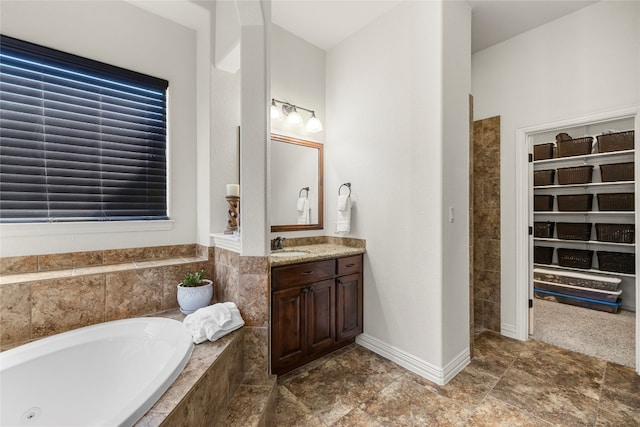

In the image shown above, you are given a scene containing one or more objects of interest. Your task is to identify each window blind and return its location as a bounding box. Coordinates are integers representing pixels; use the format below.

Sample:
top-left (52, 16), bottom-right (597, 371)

top-left (0, 35), bottom-right (169, 223)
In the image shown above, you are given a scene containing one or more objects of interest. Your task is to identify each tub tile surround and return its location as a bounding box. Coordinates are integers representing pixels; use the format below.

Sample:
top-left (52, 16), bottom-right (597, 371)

top-left (0, 244), bottom-right (210, 350)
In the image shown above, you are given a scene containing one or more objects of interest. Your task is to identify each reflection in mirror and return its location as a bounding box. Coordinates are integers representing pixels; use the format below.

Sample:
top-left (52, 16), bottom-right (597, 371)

top-left (271, 134), bottom-right (323, 232)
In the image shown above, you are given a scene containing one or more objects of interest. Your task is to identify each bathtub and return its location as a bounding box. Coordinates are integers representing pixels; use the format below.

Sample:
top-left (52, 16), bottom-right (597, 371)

top-left (0, 317), bottom-right (193, 427)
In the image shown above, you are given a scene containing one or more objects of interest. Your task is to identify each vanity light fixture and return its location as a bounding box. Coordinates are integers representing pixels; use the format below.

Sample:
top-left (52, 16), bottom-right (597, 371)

top-left (270, 98), bottom-right (323, 133)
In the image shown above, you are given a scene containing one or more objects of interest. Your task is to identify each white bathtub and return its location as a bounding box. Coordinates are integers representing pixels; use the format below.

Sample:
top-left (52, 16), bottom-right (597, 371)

top-left (0, 317), bottom-right (193, 427)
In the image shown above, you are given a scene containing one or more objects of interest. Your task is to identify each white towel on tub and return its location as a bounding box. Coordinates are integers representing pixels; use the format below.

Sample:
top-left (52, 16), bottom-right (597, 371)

top-left (336, 195), bottom-right (351, 234)
top-left (183, 302), bottom-right (244, 344)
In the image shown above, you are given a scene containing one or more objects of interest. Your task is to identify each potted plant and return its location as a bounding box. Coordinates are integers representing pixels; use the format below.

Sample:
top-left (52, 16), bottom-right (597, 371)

top-left (177, 269), bottom-right (213, 314)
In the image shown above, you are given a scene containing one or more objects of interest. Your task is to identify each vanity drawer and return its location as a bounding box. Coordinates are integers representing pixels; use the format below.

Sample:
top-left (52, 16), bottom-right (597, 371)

top-left (337, 255), bottom-right (362, 276)
top-left (272, 260), bottom-right (335, 289)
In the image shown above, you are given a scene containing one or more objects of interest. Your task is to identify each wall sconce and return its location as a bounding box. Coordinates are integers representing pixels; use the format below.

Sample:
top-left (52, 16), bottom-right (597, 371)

top-left (270, 98), bottom-right (323, 133)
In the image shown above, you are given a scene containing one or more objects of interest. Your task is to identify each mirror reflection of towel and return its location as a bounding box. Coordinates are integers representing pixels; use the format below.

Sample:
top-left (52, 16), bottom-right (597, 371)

top-left (297, 198), bottom-right (310, 224)
top-left (297, 197), bottom-right (306, 212)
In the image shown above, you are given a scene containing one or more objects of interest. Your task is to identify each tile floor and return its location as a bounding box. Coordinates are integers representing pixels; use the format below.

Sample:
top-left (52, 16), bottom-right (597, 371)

top-left (275, 331), bottom-right (640, 426)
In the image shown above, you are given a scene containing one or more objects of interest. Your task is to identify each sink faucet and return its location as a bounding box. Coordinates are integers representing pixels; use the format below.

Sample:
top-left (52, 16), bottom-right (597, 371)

top-left (271, 237), bottom-right (285, 250)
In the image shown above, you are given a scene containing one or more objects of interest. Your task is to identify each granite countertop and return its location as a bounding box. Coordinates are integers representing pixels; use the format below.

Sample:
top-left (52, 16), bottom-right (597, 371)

top-left (269, 243), bottom-right (365, 266)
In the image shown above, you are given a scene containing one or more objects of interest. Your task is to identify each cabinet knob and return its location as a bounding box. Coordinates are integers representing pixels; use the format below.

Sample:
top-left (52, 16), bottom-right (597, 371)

top-left (301, 286), bottom-right (309, 293)
top-left (345, 263), bottom-right (355, 268)
top-left (301, 271), bottom-right (314, 276)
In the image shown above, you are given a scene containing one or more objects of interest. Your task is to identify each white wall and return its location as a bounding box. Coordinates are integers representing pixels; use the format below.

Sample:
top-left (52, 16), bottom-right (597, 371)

top-left (327, 1), bottom-right (448, 372)
top-left (472, 1), bottom-right (640, 334)
top-left (0, 0), bottom-right (199, 256)
top-left (441, 0), bottom-right (471, 365)
top-left (270, 25), bottom-right (326, 238)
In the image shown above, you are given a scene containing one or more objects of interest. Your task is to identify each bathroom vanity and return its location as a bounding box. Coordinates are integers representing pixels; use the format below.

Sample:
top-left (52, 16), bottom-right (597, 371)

top-left (270, 246), bottom-right (364, 375)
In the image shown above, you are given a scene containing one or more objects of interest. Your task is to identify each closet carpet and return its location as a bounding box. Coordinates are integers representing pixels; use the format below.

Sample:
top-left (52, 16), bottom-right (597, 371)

top-left (532, 298), bottom-right (635, 368)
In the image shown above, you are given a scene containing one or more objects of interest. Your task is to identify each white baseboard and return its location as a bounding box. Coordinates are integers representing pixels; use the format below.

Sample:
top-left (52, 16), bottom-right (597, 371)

top-left (355, 334), bottom-right (470, 386)
top-left (500, 323), bottom-right (518, 339)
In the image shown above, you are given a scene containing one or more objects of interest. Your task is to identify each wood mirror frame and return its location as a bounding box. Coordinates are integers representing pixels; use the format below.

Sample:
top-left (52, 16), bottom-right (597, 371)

top-left (270, 134), bottom-right (324, 232)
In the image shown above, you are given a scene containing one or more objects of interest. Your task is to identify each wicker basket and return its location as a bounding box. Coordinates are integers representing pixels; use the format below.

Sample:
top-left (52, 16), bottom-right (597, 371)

top-left (597, 130), bottom-right (634, 153)
top-left (557, 165), bottom-right (594, 185)
top-left (534, 222), bottom-right (555, 238)
top-left (595, 223), bottom-right (635, 244)
top-left (534, 170), bottom-right (555, 186)
top-left (557, 248), bottom-right (594, 269)
top-left (597, 193), bottom-right (634, 211)
top-left (556, 222), bottom-right (592, 241)
top-left (557, 136), bottom-right (593, 157)
top-left (597, 251), bottom-right (635, 274)
top-left (534, 195), bottom-right (554, 211)
top-left (557, 194), bottom-right (593, 211)
top-left (534, 246), bottom-right (554, 264)
top-left (599, 162), bottom-right (634, 182)
top-left (533, 143), bottom-right (554, 161)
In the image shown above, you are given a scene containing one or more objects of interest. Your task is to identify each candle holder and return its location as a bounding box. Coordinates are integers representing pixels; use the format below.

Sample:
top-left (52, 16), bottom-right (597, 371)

top-left (225, 196), bottom-right (240, 234)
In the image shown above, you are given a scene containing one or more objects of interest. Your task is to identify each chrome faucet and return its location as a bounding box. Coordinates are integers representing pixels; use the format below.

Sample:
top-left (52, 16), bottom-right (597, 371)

top-left (271, 237), bottom-right (285, 250)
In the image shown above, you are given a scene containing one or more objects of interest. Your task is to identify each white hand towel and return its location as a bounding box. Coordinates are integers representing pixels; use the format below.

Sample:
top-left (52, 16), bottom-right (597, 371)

top-left (296, 197), bottom-right (306, 212)
top-left (297, 198), bottom-right (310, 224)
top-left (336, 196), bottom-right (351, 234)
top-left (337, 195), bottom-right (349, 211)
top-left (205, 307), bottom-right (245, 342)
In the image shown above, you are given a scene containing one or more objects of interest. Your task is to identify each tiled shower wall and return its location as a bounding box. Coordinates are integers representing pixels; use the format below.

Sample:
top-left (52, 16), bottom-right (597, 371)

top-left (472, 115), bottom-right (501, 332)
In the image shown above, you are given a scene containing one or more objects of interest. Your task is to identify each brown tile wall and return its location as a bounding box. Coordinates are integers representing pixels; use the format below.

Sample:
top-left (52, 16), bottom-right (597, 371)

top-left (472, 116), bottom-right (501, 333)
top-left (0, 244), bottom-right (211, 350)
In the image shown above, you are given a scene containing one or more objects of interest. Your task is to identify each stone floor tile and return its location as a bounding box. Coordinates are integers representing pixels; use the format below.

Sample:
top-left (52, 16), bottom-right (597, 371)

top-left (490, 364), bottom-right (599, 425)
top-left (332, 408), bottom-right (384, 427)
top-left (275, 385), bottom-right (326, 427)
top-left (465, 395), bottom-right (552, 426)
top-left (360, 373), bottom-right (470, 427)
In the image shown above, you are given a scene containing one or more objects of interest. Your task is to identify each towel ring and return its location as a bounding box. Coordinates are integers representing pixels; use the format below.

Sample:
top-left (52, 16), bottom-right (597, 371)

top-left (338, 182), bottom-right (351, 196)
top-left (299, 187), bottom-right (309, 198)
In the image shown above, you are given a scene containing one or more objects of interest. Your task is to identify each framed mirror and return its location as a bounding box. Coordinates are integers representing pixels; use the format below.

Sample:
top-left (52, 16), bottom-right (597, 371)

top-left (271, 134), bottom-right (323, 232)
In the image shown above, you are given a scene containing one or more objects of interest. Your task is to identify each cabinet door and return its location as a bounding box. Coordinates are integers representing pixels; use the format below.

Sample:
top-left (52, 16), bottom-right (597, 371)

top-left (336, 273), bottom-right (363, 341)
top-left (306, 279), bottom-right (336, 355)
top-left (272, 286), bottom-right (305, 372)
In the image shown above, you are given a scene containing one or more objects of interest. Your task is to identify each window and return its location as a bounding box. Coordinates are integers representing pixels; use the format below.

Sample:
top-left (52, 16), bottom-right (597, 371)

top-left (0, 35), bottom-right (169, 223)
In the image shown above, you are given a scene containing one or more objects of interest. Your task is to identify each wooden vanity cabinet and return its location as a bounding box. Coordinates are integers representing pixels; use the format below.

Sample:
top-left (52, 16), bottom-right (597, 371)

top-left (271, 254), bottom-right (363, 375)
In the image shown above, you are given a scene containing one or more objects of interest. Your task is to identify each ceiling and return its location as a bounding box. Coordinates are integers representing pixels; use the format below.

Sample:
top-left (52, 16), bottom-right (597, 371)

top-left (271, 0), bottom-right (599, 53)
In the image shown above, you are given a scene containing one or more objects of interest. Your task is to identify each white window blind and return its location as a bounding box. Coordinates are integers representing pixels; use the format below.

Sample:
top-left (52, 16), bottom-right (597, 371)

top-left (0, 35), bottom-right (169, 223)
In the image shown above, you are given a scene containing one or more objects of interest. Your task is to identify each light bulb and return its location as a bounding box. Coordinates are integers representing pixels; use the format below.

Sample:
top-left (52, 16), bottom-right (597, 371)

top-left (270, 99), bottom-right (281, 120)
top-left (286, 107), bottom-right (303, 127)
top-left (306, 112), bottom-right (323, 133)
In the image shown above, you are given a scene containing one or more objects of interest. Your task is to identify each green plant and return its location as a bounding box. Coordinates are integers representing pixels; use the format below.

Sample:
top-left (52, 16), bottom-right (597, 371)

top-left (180, 269), bottom-right (208, 287)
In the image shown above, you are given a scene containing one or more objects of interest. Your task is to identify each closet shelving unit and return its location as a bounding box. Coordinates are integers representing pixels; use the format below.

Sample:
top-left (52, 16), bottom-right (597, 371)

top-left (531, 120), bottom-right (636, 310)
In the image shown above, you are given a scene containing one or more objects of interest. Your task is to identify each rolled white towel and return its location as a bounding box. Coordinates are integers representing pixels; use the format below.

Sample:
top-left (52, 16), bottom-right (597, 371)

top-left (205, 307), bottom-right (245, 342)
top-left (184, 302), bottom-right (240, 344)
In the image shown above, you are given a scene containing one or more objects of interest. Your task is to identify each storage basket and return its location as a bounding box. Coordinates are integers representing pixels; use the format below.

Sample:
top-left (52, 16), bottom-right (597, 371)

top-left (557, 194), bottom-right (593, 211)
top-left (556, 222), bottom-right (592, 241)
top-left (534, 169), bottom-right (555, 186)
top-left (597, 193), bottom-right (634, 211)
top-left (534, 246), bottom-right (554, 264)
top-left (533, 143), bottom-right (554, 161)
top-left (534, 281), bottom-right (621, 303)
top-left (597, 251), bottom-right (635, 274)
top-left (534, 222), bottom-right (555, 238)
top-left (599, 162), bottom-right (634, 182)
top-left (534, 195), bottom-right (554, 211)
top-left (595, 223), bottom-right (635, 244)
top-left (597, 130), bottom-right (634, 153)
top-left (556, 136), bottom-right (593, 157)
top-left (557, 248), bottom-right (594, 269)
top-left (557, 165), bottom-right (594, 185)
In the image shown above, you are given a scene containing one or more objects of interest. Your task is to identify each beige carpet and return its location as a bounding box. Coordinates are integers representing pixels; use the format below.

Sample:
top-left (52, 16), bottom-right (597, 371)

top-left (532, 298), bottom-right (636, 368)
